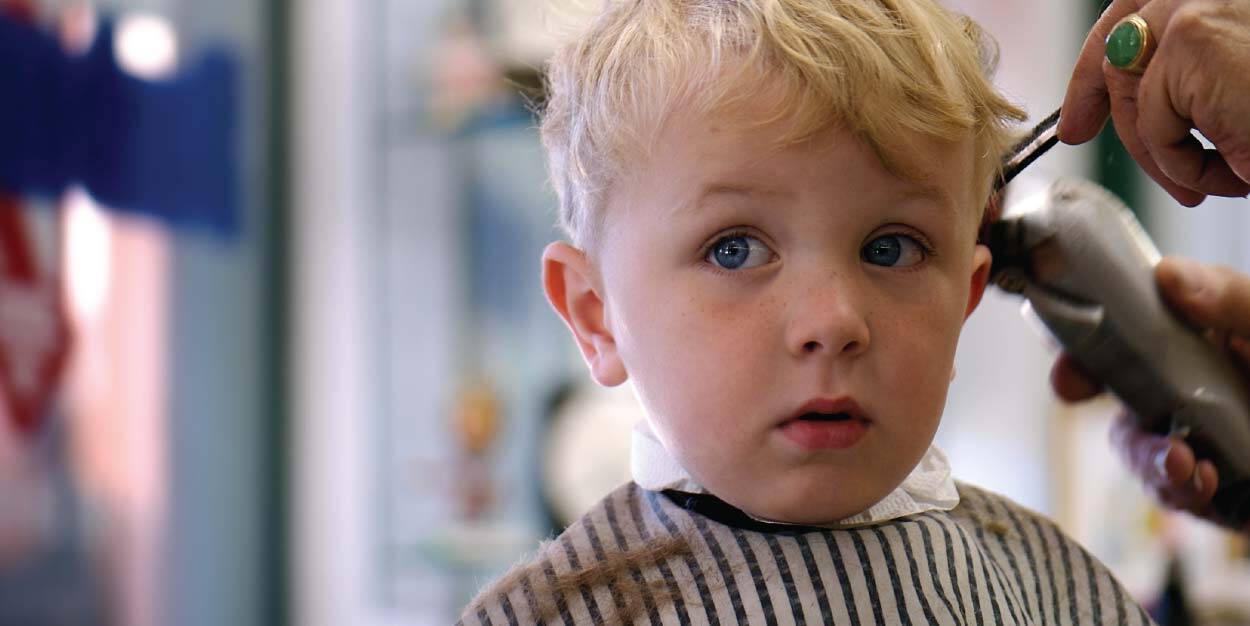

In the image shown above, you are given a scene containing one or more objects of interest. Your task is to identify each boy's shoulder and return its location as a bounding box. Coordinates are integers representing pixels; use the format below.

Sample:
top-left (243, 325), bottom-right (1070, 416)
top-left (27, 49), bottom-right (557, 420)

top-left (947, 479), bottom-right (1090, 556)
top-left (459, 482), bottom-right (669, 624)
top-left (461, 481), bottom-right (1159, 626)
top-left (945, 482), bottom-right (1157, 624)
top-left (950, 479), bottom-right (1058, 527)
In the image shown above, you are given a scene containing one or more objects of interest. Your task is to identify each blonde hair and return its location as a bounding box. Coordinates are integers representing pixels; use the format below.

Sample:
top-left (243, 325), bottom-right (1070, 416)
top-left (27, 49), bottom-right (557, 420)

top-left (540, 0), bottom-right (1027, 248)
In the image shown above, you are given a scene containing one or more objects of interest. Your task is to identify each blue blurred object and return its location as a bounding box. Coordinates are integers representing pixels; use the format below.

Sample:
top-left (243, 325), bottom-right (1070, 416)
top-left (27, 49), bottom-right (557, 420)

top-left (0, 14), bottom-right (239, 237)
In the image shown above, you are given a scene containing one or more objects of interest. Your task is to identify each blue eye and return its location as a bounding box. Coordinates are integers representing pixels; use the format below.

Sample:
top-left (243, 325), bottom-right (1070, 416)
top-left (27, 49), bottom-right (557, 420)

top-left (708, 235), bottom-right (773, 270)
top-left (862, 235), bottom-right (926, 267)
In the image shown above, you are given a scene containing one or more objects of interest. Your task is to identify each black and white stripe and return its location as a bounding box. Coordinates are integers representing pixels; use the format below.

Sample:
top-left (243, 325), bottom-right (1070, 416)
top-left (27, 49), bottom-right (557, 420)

top-left (460, 482), bottom-right (1156, 625)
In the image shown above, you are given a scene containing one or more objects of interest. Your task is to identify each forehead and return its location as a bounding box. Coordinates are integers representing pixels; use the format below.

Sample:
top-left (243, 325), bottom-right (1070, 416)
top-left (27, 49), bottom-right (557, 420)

top-left (641, 110), bottom-right (978, 222)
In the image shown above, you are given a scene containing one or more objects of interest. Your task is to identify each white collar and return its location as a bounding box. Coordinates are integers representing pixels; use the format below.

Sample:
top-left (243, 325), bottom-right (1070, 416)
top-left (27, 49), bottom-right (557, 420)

top-left (630, 421), bottom-right (959, 528)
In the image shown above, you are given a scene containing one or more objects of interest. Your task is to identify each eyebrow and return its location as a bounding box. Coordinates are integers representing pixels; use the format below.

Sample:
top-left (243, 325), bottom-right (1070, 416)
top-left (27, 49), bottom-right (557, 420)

top-left (678, 179), bottom-right (955, 217)
top-left (900, 180), bottom-right (955, 213)
top-left (674, 183), bottom-right (793, 217)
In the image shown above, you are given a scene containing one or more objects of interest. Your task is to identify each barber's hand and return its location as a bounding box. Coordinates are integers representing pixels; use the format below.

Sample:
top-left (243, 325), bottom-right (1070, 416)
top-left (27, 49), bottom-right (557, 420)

top-left (1051, 257), bottom-right (1250, 529)
top-left (1059, 0), bottom-right (1250, 206)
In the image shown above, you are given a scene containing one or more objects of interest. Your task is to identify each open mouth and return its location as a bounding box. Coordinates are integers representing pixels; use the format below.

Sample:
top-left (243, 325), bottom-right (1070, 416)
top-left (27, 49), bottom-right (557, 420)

top-left (778, 398), bottom-right (871, 450)
top-left (782, 397), bottom-right (869, 425)
top-left (795, 411), bottom-right (856, 422)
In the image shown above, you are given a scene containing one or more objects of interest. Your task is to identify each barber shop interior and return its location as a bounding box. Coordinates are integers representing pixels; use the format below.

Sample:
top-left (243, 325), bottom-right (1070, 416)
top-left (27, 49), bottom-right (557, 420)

top-left (1, 0), bottom-right (1249, 624)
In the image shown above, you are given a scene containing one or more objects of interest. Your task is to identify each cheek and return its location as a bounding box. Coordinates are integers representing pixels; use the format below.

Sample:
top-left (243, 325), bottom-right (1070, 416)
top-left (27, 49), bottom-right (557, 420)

top-left (872, 283), bottom-right (966, 386)
top-left (867, 313), bottom-right (958, 459)
top-left (624, 292), bottom-right (769, 373)
top-left (613, 282), bottom-right (780, 429)
top-left (615, 266), bottom-right (775, 361)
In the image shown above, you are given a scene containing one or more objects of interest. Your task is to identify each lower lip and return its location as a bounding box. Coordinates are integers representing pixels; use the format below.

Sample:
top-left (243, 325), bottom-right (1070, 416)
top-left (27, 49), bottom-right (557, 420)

top-left (778, 419), bottom-right (868, 450)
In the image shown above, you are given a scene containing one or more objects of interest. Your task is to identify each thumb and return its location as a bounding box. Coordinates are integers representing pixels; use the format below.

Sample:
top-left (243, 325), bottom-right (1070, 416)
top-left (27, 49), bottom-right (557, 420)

top-left (1194, 103), bottom-right (1250, 190)
top-left (1224, 140), bottom-right (1250, 189)
top-left (1156, 257), bottom-right (1250, 341)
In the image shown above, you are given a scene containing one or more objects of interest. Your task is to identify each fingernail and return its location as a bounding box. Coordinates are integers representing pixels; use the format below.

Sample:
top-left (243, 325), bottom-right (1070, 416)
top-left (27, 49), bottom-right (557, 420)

top-left (1192, 467), bottom-right (1204, 492)
top-left (1152, 444), bottom-right (1172, 483)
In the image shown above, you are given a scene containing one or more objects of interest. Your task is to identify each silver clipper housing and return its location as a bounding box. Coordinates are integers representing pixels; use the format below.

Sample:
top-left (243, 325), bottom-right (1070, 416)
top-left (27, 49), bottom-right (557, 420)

top-left (986, 178), bottom-right (1250, 527)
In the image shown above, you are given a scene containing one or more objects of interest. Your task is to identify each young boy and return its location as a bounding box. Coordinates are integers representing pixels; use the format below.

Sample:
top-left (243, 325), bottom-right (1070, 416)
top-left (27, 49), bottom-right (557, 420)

top-left (462, 0), bottom-right (1154, 623)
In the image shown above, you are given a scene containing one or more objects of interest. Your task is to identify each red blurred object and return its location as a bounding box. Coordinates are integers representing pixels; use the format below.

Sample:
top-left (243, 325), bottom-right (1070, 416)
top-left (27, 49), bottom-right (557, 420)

top-left (1, 0), bottom-right (34, 22)
top-left (0, 0), bottom-right (72, 437)
top-left (0, 195), bottom-right (71, 436)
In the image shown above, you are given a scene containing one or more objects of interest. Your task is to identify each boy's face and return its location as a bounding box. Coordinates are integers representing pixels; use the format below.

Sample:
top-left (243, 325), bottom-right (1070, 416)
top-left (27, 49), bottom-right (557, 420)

top-left (544, 104), bottom-right (991, 524)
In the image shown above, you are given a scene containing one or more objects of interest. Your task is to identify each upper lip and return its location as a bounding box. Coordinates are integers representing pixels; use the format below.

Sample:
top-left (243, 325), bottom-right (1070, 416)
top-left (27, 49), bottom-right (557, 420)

top-left (782, 397), bottom-right (870, 424)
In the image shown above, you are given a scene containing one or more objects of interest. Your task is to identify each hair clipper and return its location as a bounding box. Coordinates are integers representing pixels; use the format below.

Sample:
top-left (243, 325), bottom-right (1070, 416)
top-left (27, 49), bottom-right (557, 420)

top-left (985, 113), bottom-right (1250, 527)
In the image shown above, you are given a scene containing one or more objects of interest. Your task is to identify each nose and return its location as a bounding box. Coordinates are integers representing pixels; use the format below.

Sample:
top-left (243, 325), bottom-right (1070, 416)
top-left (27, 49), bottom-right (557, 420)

top-left (784, 277), bottom-right (871, 359)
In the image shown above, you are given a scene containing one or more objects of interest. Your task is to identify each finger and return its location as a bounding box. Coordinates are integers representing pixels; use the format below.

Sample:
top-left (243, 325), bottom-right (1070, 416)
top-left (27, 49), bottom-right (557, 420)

top-left (1110, 412), bottom-right (1181, 484)
top-left (1050, 352), bottom-right (1104, 401)
top-left (1196, 460), bottom-right (1219, 505)
top-left (1230, 334), bottom-right (1250, 368)
top-left (1090, 1), bottom-right (1209, 205)
top-left (1100, 62), bottom-right (1207, 205)
top-left (1136, 40), bottom-right (1250, 198)
top-left (1156, 436), bottom-right (1197, 490)
top-left (1155, 458), bottom-right (1219, 514)
top-left (1156, 257), bottom-right (1250, 341)
top-left (1058, 0), bottom-right (1147, 144)
top-left (1149, 0), bottom-right (1250, 190)
top-left (1218, 132), bottom-right (1250, 190)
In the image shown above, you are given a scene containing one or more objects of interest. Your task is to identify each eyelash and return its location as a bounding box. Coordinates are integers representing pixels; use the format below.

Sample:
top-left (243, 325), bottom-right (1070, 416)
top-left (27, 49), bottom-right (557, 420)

top-left (875, 227), bottom-right (938, 261)
top-left (699, 228), bottom-right (769, 275)
top-left (700, 227), bottom-right (751, 255)
top-left (697, 225), bottom-right (939, 278)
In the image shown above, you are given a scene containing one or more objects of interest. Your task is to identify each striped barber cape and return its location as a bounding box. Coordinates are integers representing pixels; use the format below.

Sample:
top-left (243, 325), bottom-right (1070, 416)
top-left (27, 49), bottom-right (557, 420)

top-left (459, 481), bottom-right (1155, 625)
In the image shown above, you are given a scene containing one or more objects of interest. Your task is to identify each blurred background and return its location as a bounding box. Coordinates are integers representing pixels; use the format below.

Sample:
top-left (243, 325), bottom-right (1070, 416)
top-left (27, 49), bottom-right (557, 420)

top-left (0, 0), bottom-right (1248, 624)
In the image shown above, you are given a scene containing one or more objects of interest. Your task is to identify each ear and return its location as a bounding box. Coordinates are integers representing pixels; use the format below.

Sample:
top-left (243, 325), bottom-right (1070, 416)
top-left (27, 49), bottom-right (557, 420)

top-left (963, 244), bottom-right (993, 320)
top-left (542, 242), bottom-right (628, 386)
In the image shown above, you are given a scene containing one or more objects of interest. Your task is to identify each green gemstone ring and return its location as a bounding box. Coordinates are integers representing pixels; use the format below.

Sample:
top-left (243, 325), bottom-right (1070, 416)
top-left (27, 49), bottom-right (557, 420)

top-left (1106, 14), bottom-right (1155, 74)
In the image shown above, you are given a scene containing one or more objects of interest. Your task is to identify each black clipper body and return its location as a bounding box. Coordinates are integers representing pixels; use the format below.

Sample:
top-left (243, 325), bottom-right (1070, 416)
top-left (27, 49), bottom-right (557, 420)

top-left (986, 179), bottom-right (1250, 527)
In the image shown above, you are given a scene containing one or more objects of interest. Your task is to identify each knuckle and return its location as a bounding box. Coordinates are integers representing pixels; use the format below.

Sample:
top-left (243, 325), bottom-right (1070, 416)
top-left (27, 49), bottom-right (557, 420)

top-left (1169, 1), bottom-right (1250, 63)
top-left (1169, 5), bottom-right (1211, 38)
top-left (1217, 134), bottom-right (1250, 170)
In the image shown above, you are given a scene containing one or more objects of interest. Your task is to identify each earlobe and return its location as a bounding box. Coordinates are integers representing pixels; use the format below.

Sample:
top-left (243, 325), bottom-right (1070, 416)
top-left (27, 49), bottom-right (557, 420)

top-left (542, 242), bottom-right (628, 386)
top-left (964, 244), bottom-right (993, 320)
